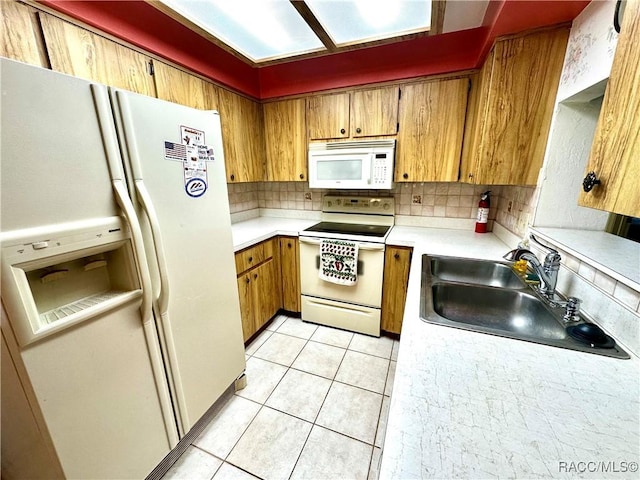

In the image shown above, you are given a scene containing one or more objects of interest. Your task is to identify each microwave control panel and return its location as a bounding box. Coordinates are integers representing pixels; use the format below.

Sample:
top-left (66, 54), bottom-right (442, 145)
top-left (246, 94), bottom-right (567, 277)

top-left (372, 153), bottom-right (393, 187)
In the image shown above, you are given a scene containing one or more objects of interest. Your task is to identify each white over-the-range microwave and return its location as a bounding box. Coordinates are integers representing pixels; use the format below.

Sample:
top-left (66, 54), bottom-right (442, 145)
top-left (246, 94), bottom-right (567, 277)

top-left (308, 140), bottom-right (395, 190)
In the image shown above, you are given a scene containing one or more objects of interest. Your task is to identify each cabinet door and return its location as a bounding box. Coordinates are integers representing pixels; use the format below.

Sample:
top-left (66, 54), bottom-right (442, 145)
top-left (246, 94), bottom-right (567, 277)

top-left (264, 99), bottom-right (308, 181)
top-left (307, 92), bottom-right (350, 140)
top-left (237, 273), bottom-right (255, 342)
top-left (462, 27), bottom-right (569, 185)
top-left (279, 237), bottom-right (300, 312)
top-left (1, 1), bottom-right (48, 67)
top-left (154, 62), bottom-right (219, 110)
top-left (253, 258), bottom-right (281, 330)
top-left (579, 0), bottom-right (640, 218)
top-left (351, 86), bottom-right (399, 137)
top-left (381, 246), bottom-right (412, 334)
top-left (396, 79), bottom-right (468, 182)
top-left (217, 88), bottom-right (266, 182)
top-left (39, 14), bottom-right (156, 97)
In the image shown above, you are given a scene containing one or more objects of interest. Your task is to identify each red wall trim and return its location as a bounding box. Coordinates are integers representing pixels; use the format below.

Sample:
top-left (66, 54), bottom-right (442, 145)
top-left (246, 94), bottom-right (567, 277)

top-left (39, 0), bottom-right (589, 100)
top-left (39, 0), bottom-right (261, 98)
top-left (258, 28), bottom-right (486, 99)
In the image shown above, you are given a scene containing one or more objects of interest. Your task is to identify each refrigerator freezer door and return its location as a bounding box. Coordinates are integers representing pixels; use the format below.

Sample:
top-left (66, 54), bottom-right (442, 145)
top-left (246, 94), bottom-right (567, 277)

top-left (18, 300), bottom-right (173, 479)
top-left (0, 59), bottom-right (120, 233)
top-left (0, 59), bottom-right (177, 477)
top-left (111, 89), bottom-right (246, 433)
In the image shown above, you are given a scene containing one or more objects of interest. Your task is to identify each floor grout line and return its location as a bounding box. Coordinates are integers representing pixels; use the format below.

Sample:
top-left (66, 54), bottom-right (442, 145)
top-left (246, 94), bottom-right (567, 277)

top-left (181, 314), bottom-right (395, 480)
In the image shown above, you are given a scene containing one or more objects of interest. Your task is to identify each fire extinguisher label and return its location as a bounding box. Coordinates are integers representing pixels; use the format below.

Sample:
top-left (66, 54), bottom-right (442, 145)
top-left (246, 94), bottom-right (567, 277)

top-left (477, 208), bottom-right (489, 223)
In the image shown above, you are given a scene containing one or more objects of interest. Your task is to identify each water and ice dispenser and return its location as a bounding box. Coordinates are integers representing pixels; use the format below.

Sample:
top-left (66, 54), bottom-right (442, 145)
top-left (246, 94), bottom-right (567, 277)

top-left (1, 218), bottom-right (143, 346)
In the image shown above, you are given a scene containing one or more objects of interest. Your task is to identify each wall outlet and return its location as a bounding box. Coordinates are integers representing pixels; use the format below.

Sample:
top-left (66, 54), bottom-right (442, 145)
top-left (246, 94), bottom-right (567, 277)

top-left (304, 192), bottom-right (312, 200)
top-left (508, 200), bottom-right (513, 213)
top-left (412, 195), bottom-right (422, 205)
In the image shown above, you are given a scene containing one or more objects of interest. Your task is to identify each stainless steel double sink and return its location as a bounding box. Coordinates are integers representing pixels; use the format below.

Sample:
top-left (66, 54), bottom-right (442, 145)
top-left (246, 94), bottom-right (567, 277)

top-left (420, 255), bottom-right (629, 359)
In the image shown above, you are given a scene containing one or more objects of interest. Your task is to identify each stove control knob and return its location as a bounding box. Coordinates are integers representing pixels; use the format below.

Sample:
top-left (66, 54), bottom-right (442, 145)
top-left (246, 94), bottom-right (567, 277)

top-left (327, 201), bottom-right (332, 207)
top-left (372, 200), bottom-right (381, 207)
top-left (336, 199), bottom-right (341, 205)
top-left (383, 203), bottom-right (391, 211)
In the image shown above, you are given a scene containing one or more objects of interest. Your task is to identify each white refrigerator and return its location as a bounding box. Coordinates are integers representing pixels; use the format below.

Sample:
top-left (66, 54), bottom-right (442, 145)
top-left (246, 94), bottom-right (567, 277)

top-left (0, 58), bottom-right (246, 479)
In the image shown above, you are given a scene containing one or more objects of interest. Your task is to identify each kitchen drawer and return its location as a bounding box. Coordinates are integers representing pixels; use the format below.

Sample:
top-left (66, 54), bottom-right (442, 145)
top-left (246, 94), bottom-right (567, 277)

top-left (235, 238), bottom-right (277, 274)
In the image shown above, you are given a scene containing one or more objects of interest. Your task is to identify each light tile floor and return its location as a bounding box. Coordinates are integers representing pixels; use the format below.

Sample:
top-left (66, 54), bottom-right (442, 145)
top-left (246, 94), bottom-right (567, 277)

top-left (162, 314), bottom-right (399, 480)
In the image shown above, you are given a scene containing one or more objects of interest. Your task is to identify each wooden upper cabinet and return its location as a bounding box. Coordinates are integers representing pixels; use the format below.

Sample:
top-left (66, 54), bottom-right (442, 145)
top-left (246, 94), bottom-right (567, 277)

top-left (461, 26), bottom-right (569, 185)
top-left (579, 0), bottom-right (640, 218)
top-left (307, 86), bottom-right (399, 140)
top-left (351, 86), bottom-right (399, 138)
top-left (1, 1), bottom-right (48, 67)
top-left (307, 92), bottom-right (350, 140)
top-left (264, 99), bottom-right (308, 181)
top-left (154, 62), bottom-right (218, 110)
top-left (39, 14), bottom-right (156, 96)
top-left (217, 88), bottom-right (265, 183)
top-left (395, 78), bottom-right (468, 182)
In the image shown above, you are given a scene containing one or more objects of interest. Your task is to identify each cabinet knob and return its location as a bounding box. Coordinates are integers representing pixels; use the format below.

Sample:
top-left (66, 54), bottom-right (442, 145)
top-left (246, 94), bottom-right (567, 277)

top-left (253, 273), bottom-right (258, 280)
top-left (356, 127), bottom-right (362, 134)
top-left (403, 173), bottom-right (408, 179)
top-left (582, 171), bottom-right (601, 192)
top-left (287, 242), bottom-right (292, 248)
top-left (394, 253), bottom-right (400, 260)
top-left (299, 173), bottom-right (304, 179)
top-left (340, 128), bottom-right (346, 134)
top-left (245, 276), bottom-right (250, 284)
top-left (468, 173), bottom-right (473, 179)
top-left (230, 174), bottom-right (235, 181)
top-left (248, 256), bottom-right (253, 262)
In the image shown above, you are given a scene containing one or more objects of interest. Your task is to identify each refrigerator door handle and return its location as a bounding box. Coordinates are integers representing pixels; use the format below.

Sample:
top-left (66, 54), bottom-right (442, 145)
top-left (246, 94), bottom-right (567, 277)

top-left (111, 180), bottom-right (154, 326)
top-left (134, 179), bottom-right (171, 314)
top-left (91, 84), bottom-right (153, 325)
top-left (113, 89), bottom-right (171, 315)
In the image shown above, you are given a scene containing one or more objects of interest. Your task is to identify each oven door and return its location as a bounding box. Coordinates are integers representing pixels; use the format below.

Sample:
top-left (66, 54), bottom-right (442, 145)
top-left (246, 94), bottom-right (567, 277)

top-left (299, 237), bottom-right (385, 307)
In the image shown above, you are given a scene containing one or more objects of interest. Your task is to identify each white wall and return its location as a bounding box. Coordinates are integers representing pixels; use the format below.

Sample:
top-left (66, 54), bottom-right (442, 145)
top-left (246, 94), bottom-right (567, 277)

top-left (533, 99), bottom-right (609, 229)
top-left (532, 0), bottom-right (617, 230)
top-left (556, 0), bottom-right (618, 102)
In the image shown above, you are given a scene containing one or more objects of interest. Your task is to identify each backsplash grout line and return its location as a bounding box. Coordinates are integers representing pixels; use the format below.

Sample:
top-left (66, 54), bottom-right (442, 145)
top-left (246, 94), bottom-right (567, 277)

top-left (228, 182), bottom-right (536, 237)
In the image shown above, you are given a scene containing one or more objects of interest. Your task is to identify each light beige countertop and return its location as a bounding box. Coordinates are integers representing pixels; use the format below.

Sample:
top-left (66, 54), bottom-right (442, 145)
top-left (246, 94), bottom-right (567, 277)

top-left (232, 218), bottom-right (640, 478)
top-left (231, 216), bottom-right (317, 252)
top-left (381, 227), bottom-right (640, 479)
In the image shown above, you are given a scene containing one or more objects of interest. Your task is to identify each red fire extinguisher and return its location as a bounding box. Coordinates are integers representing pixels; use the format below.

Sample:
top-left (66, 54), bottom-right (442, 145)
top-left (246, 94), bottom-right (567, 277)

top-left (475, 191), bottom-right (491, 233)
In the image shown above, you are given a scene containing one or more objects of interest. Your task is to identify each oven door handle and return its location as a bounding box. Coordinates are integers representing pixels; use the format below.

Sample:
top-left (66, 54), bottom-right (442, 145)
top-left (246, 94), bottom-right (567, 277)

top-left (299, 236), bottom-right (386, 251)
top-left (315, 256), bottom-right (365, 274)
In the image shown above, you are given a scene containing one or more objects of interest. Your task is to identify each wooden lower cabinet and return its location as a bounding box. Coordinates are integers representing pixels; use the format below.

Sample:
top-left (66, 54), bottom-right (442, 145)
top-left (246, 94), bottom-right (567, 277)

top-left (235, 239), bottom-right (282, 342)
top-left (279, 237), bottom-right (301, 313)
top-left (381, 246), bottom-right (413, 335)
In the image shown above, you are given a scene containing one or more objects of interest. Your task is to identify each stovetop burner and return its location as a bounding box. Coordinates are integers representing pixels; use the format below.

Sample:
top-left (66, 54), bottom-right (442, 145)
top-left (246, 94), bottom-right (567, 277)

top-left (303, 222), bottom-right (391, 238)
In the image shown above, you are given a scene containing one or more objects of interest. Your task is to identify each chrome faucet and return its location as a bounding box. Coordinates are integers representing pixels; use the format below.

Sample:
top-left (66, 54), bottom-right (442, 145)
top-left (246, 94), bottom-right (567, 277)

top-left (503, 235), bottom-right (561, 300)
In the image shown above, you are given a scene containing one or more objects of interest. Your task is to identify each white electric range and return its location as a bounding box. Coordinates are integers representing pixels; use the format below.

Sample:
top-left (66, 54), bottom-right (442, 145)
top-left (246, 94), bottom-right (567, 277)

top-left (299, 196), bottom-right (395, 336)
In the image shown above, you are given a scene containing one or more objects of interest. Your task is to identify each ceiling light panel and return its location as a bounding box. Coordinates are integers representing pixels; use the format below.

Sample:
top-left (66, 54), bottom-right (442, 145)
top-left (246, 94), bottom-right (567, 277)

top-left (159, 0), bottom-right (325, 62)
top-left (306, 0), bottom-right (432, 45)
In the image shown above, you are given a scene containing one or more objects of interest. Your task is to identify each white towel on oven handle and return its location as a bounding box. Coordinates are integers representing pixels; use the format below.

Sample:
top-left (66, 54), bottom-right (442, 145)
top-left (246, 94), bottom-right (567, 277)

top-left (319, 239), bottom-right (359, 286)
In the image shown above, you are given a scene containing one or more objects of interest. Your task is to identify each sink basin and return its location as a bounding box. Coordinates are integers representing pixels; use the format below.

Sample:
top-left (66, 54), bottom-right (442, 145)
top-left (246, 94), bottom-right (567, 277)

top-left (430, 256), bottom-right (524, 289)
top-left (432, 283), bottom-right (566, 340)
top-left (420, 255), bottom-right (629, 359)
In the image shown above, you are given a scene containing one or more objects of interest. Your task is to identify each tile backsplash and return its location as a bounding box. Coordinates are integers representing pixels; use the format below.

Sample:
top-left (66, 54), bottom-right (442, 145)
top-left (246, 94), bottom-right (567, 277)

top-left (529, 241), bottom-right (640, 358)
top-left (495, 185), bottom-right (538, 238)
top-left (227, 182), bottom-right (534, 228)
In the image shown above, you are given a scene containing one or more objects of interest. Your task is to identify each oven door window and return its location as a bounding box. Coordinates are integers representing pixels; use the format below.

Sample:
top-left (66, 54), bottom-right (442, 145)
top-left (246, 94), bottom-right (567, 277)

top-left (316, 158), bottom-right (363, 181)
